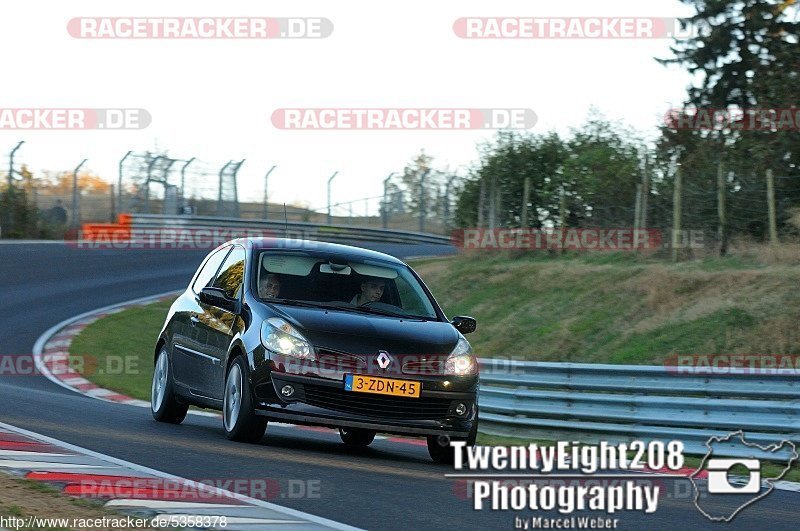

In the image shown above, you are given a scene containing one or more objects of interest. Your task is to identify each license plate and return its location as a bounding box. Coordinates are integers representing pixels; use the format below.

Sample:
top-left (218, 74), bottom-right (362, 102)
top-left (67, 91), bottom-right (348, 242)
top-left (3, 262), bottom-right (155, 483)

top-left (344, 374), bottom-right (421, 398)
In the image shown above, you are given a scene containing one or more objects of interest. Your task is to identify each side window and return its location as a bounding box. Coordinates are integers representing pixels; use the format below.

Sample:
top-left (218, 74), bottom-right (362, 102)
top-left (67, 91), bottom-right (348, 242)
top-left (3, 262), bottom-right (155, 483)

top-left (191, 247), bottom-right (230, 294)
top-left (213, 247), bottom-right (246, 299)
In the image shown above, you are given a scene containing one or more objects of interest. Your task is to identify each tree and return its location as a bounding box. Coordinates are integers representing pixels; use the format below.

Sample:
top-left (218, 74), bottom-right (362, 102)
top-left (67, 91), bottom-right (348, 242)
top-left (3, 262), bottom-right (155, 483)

top-left (455, 131), bottom-right (568, 228)
top-left (0, 187), bottom-right (40, 238)
top-left (41, 172), bottom-right (111, 195)
top-left (562, 112), bottom-right (644, 227)
top-left (454, 117), bottom-right (646, 230)
top-left (398, 150), bottom-right (439, 220)
top-left (658, 0), bottom-right (800, 240)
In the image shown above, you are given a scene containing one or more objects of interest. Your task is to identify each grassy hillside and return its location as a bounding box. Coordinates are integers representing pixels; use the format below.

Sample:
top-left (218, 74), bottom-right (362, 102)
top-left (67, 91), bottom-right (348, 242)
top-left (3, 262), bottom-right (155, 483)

top-left (412, 252), bottom-right (800, 364)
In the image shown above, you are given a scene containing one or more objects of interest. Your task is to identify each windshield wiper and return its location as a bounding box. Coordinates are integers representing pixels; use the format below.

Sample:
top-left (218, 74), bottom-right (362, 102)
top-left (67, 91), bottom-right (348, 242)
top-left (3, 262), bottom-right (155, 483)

top-left (268, 299), bottom-right (332, 309)
top-left (332, 302), bottom-right (426, 320)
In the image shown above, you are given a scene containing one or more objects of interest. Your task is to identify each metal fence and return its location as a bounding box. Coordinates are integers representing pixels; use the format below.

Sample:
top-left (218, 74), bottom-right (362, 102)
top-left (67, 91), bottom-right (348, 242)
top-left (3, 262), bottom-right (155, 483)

top-left (1, 142), bottom-right (464, 238)
top-left (478, 359), bottom-right (799, 461)
top-left (118, 152), bottom-right (243, 218)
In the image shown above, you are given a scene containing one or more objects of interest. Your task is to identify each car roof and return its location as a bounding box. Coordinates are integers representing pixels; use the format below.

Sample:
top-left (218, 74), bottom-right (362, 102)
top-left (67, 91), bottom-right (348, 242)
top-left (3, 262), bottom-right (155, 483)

top-left (230, 238), bottom-right (405, 265)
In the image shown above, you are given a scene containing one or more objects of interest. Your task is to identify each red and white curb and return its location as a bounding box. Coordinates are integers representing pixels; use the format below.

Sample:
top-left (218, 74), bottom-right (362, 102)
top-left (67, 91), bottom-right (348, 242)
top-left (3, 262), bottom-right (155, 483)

top-left (31, 292), bottom-right (295, 421)
top-left (33, 291), bottom-right (183, 409)
top-left (0, 421), bottom-right (359, 530)
top-left (31, 291), bottom-right (427, 445)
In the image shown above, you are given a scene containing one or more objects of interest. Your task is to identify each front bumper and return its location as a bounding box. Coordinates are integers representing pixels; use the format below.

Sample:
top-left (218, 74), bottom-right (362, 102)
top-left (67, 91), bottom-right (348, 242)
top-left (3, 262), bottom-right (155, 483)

top-left (254, 372), bottom-right (478, 438)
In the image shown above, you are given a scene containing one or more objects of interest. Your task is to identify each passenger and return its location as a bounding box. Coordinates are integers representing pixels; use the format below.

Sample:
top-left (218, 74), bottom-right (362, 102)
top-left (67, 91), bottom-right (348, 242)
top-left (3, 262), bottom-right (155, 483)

top-left (258, 273), bottom-right (281, 299)
top-left (351, 278), bottom-right (385, 305)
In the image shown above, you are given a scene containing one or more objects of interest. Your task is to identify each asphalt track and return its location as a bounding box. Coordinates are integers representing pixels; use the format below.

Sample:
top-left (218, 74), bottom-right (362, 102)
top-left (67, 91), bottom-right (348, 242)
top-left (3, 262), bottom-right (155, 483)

top-left (0, 242), bottom-right (796, 530)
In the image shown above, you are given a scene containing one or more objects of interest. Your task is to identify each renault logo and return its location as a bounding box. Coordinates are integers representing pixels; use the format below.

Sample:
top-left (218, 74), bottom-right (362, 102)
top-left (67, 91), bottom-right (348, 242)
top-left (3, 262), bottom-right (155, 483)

top-left (376, 351), bottom-right (392, 369)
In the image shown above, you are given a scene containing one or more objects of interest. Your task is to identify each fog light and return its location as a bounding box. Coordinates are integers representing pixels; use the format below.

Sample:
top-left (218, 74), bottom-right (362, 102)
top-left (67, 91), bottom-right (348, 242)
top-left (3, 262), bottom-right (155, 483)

top-left (281, 385), bottom-right (295, 397)
top-left (455, 403), bottom-right (468, 416)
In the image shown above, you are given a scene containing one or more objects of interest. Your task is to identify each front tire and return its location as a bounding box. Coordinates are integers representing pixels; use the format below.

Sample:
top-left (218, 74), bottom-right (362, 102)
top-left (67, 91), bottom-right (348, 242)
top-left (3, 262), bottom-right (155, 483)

top-left (339, 428), bottom-right (376, 447)
top-left (151, 347), bottom-right (188, 424)
top-left (223, 356), bottom-right (267, 443)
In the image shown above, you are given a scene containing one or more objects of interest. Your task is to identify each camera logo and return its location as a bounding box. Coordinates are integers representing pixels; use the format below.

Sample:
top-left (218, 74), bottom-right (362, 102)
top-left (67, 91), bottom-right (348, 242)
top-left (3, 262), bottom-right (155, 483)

top-left (690, 430), bottom-right (798, 522)
top-left (707, 459), bottom-right (760, 494)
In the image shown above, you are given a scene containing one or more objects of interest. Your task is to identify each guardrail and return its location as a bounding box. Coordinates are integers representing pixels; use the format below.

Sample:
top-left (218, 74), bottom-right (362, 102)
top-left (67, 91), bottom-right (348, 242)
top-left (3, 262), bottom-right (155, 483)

top-left (478, 359), bottom-right (800, 460)
top-left (128, 214), bottom-right (453, 247)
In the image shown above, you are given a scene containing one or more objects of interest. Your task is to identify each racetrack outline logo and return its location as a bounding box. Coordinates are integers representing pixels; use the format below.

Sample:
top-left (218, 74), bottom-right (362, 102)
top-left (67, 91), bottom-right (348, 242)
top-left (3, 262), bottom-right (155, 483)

top-left (689, 430), bottom-right (798, 522)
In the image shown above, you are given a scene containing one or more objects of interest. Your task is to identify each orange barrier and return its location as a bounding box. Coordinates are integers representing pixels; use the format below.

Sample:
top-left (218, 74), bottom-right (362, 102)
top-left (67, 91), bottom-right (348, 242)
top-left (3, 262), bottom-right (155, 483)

top-left (80, 214), bottom-right (132, 241)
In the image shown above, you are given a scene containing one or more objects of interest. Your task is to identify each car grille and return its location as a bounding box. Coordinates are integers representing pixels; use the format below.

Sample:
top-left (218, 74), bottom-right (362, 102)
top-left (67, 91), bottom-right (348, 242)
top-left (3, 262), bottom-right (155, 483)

top-left (303, 384), bottom-right (452, 420)
top-left (315, 349), bottom-right (366, 371)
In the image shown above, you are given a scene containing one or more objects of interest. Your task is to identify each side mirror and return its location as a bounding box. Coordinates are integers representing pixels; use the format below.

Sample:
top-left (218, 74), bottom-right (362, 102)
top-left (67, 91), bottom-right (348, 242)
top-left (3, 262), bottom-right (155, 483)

top-left (451, 315), bottom-right (477, 335)
top-left (199, 287), bottom-right (240, 313)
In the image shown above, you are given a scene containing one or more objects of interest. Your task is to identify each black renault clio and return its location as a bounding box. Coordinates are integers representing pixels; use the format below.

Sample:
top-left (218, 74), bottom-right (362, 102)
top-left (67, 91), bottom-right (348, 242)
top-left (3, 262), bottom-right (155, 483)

top-left (151, 238), bottom-right (478, 462)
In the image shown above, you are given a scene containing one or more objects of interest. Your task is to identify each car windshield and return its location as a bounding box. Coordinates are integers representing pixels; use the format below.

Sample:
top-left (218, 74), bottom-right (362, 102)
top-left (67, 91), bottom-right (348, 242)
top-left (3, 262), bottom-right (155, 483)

top-left (253, 251), bottom-right (439, 320)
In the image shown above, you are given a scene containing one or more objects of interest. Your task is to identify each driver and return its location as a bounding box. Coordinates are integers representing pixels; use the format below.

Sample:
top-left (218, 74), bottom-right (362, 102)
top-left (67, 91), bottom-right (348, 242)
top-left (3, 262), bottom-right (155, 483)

top-left (351, 278), bottom-right (385, 306)
top-left (258, 273), bottom-right (281, 299)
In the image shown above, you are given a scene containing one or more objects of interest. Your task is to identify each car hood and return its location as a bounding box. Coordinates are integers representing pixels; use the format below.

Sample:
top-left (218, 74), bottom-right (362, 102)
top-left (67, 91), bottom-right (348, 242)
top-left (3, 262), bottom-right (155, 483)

top-left (272, 305), bottom-right (460, 356)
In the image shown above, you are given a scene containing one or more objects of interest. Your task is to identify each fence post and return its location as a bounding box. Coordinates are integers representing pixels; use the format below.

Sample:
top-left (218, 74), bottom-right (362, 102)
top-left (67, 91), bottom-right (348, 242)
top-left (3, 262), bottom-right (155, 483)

top-left (118, 151), bottom-right (132, 214)
top-left (71, 159), bottom-right (88, 229)
top-left (559, 187), bottom-right (567, 253)
top-left (444, 174), bottom-right (457, 231)
top-left (766, 168), bottom-right (778, 245)
top-left (717, 158), bottom-right (727, 256)
top-left (520, 176), bottom-right (530, 228)
top-left (487, 175), bottom-right (496, 231)
top-left (231, 159), bottom-right (244, 218)
top-left (327, 171), bottom-right (338, 225)
top-left (261, 165), bottom-right (276, 220)
top-left (110, 184), bottom-right (115, 222)
top-left (180, 157), bottom-right (196, 213)
top-left (6, 141), bottom-right (25, 233)
top-left (672, 165), bottom-right (683, 262)
top-left (477, 178), bottom-right (486, 227)
top-left (382, 172), bottom-right (395, 229)
top-left (7, 141), bottom-right (23, 191)
top-left (144, 155), bottom-right (164, 215)
top-left (640, 155), bottom-right (649, 230)
top-left (419, 168), bottom-right (430, 232)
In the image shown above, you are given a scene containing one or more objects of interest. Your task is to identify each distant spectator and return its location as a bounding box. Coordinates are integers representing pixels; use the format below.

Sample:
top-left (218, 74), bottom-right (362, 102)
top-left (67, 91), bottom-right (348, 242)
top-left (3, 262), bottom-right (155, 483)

top-left (49, 200), bottom-right (68, 225)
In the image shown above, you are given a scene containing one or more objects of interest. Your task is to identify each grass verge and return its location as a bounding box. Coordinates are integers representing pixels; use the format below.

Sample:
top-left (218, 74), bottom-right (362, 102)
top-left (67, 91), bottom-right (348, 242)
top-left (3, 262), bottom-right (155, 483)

top-left (68, 300), bottom-right (171, 401)
top-left (0, 471), bottom-right (157, 530)
top-left (413, 252), bottom-right (800, 363)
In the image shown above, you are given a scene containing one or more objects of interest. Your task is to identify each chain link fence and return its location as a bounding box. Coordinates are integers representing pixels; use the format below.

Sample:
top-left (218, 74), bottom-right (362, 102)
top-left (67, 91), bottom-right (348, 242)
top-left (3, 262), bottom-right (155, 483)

top-left (0, 142), bottom-right (464, 239)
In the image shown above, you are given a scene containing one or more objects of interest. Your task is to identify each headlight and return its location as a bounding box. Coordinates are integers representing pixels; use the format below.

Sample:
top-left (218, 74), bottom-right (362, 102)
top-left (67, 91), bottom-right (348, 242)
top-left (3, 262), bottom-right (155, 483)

top-left (444, 337), bottom-right (477, 376)
top-left (261, 318), bottom-right (315, 360)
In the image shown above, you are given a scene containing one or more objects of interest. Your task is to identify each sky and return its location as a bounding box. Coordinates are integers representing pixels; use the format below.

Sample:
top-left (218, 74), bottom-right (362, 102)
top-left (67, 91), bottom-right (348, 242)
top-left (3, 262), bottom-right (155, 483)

top-left (0, 0), bottom-right (696, 213)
